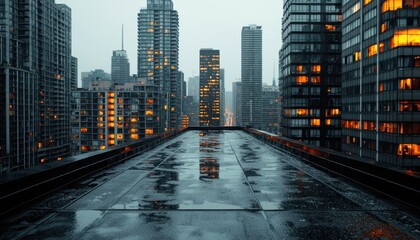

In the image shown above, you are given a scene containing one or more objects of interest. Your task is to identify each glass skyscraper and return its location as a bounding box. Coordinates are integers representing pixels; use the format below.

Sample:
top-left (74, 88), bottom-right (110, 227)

top-left (280, 0), bottom-right (342, 150)
top-left (241, 25), bottom-right (263, 128)
top-left (137, 0), bottom-right (180, 133)
top-left (341, 0), bottom-right (420, 166)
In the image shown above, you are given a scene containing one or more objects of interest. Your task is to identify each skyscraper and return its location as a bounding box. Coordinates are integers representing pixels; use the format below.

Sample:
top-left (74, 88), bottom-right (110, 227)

top-left (138, 0), bottom-right (180, 132)
top-left (112, 25), bottom-right (130, 83)
top-left (233, 81), bottom-right (242, 126)
top-left (341, 0), bottom-right (420, 166)
top-left (242, 25), bottom-right (263, 128)
top-left (0, 0), bottom-right (73, 173)
top-left (220, 69), bottom-right (226, 126)
top-left (280, 1), bottom-right (342, 150)
top-left (199, 49), bottom-right (221, 127)
top-left (81, 69), bottom-right (111, 89)
top-left (71, 57), bottom-right (78, 90)
top-left (262, 84), bottom-right (280, 133)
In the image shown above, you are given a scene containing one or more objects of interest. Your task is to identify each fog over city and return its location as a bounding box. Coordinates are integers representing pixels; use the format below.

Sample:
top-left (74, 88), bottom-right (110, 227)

top-left (58, 0), bottom-right (283, 90)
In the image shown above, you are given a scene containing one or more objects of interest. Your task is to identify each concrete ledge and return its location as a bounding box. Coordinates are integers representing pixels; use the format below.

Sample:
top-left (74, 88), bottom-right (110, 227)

top-left (244, 128), bottom-right (420, 210)
top-left (0, 129), bottom-right (186, 215)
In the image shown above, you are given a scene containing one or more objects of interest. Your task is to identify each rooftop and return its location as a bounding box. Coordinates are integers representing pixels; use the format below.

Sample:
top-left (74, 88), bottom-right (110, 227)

top-left (0, 130), bottom-right (418, 239)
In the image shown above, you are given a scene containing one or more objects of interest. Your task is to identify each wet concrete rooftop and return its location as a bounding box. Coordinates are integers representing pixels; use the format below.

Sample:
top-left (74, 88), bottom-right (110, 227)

top-left (1, 130), bottom-right (419, 239)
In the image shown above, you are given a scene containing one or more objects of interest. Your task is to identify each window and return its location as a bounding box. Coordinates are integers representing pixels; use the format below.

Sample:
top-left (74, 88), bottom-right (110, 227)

top-left (312, 65), bottom-right (321, 73)
top-left (311, 119), bottom-right (321, 126)
top-left (400, 78), bottom-right (420, 90)
top-left (364, 0), bottom-right (372, 5)
top-left (391, 29), bottom-right (420, 48)
top-left (398, 144), bottom-right (420, 156)
top-left (296, 76), bottom-right (309, 84)
top-left (368, 44), bottom-right (378, 57)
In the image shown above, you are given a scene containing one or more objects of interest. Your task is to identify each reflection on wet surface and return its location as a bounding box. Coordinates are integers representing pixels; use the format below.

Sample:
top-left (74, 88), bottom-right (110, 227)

top-left (0, 131), bottom-right (418, 240)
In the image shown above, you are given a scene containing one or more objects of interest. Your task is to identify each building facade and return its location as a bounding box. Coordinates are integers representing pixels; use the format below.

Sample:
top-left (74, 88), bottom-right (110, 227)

top-left (71, 57), bottom-right (78, 90)
top-left (242, 25), bottom-right (263, 128)
top-left (233, 82), bottom-right (242, 126)
top-left (280, 0), bottom-right (342, 150)
top-left (341, 0), bottom-right (420, 166)
top-left (199, 49), bottom-right (221, 127)
top-left (220, 69), bottom-right (226, 126)
top-left (138, 0), bottom-right (180, 132)
top-left (71, 83), bottom-right (161, 155)
top-left (111, 50), bottom-right (130, 83)
top-left (262, 84), bottom-right (280, 133)
top-left (0, 0), bottom-right (73, 173)
top-left (188, 76), bottom-right (200, 102)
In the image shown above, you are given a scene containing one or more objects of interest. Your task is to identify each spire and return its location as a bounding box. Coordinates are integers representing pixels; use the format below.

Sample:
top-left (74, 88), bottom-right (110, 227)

top-left (272, 62), bottom-right (276, 87)
top-left (122, 24), bottom-right (124, 50)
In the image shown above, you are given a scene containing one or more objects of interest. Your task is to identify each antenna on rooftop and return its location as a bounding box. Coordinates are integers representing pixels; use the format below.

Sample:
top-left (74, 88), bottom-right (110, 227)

top-left (122, 24), bottom-right (124, 50)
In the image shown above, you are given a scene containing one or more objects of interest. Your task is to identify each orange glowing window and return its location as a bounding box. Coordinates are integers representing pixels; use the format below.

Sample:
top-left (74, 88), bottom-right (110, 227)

top-left (379, 42), bottom-right (385, 53)
top-left (109, 134), bottom-right (115, 139)
top-left (99, 111), bottom-right (104, 116)
top-left (368, 44), bottom-right (378, 57)
top-left (382, 0), bottom-right (402, 13)
top-left (38, 142), bottom-right (43, 148)
top-left (380, 122), bottom-right (398, 133)
top-left (108, 98), bottom-right (115, 104)
top-left (399, 78), bottom-right (420, 90)
top-left (325, 24), bottom-right (336, 31)
top-left (117, 134), bottom-right (124, 140)
top-left (118, 98), bottom-right (123, 104)
top-left (131, 117), bottom-right (138, 123)
top-left (80, 128), bottom-right (88, 133)
top-left (379, 83), bottom-right (384, 92)
top-left (354, 51), bottom-right (361, 61)
top-left (326, 119), bottom-right (331, 126)
top-left (100, 145), bottom-right (106, 150)
top-left (108, 104), bottom-right (115, 110)
top-left (81, 146), bottom-right (87, 151)
top-left (146, 129), bottom-right (154, 135)
top-left (331, 109), bottom-right (340, 116)
top-left (364, 0), bottom-right (372, 5)
top-left (296, 76), bottom-right (309, 84)
top-left (131, 134), bottom-right (139, 140)
top-left (296, 109), bottom-right (308, 116)
top-left (108, 116), bottom-right (115, 122)
top-left (108, 122), bottom-right (115, 127)
top-left (99, 134), bottom-right (105, 140)
top-left (381, 23), bottom-right (387, 33)
top-left (312, 65), bottom-right (321, 73)
top-left (311, 119), bottom-right (321, 126)
top-left (146, 110), bottom-right (154, 116)
top-left (398, 144), bottom-right (420, 156)
top-left (296, 65), bottom-right (304, 73)
top-left (147, 98), bottom-right (154, 104)
top-left (108, 92), bottom-right (115, 98)
top-left (108, 140), bottom-right (115, 145)
top-left (391, 29), bottom-right (420, 48)
top-left (312, 76), bottom-right (321, 84)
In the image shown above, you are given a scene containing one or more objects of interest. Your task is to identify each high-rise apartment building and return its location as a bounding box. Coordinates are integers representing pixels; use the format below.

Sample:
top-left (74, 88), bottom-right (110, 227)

top-left (242, 25), bottom-right (263, 128)
top-left (138, 0), bottom-right (180, 132)
top-left (280, 1), bottom-right (342, 150)
top-left (71, 82), bottom-right (161, 155)
top-left (0, 0), bottom-right (73, 173)
top-left (341, 0), bottom-right (420, 166)
top-left (199, 49), bottom-right (221, 127)
top-left (111, 50), bottom-right (130, 83)
top-left (233, 82), bottom-right (242, 126)
top-left (71, 57), bottom-right (78, 90)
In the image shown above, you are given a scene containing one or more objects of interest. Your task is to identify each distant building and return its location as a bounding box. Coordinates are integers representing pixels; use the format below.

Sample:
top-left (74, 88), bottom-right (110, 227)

top-left (220, 69), bottom-right (226, 126)
top-left (341, 0), bottom-right (420, 166)
top-left (261, 84), bottom-right (280, 134)
top-left (138, 0), bottom-right (180, 131)
top-left (71, 57), bottom-right (78, 90)
top-left (71, 82), bottom-right (161, 155)
top-left (242, 25), bottom-right (262, 128)
top-left (199, 49), bottom-right (221, 127)
top-left (233, 82), bottom-right (242, 126)
top-left (81, 69), bottom-right (111, 89)
top-left (182, 96), bottom-right (199, 127)
top-left (188, 76), bottom-right (200, 102)
top-left (111, 50), bottom-right (130, 83)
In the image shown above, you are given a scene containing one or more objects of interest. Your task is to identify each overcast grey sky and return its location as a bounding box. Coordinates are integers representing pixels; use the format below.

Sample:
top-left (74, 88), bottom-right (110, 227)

top-left (58, 0), bottom-right (283, 91)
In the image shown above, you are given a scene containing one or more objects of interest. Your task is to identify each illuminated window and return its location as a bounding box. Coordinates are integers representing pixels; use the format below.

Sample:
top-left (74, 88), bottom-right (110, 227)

top-left (108, 140), bottom-right (115, 145)
top-left (108, 116), bottom-right (115, 121)
top-left (147, 99), bottom-right (154, 104)
top-left (296, 76), bottom-right (309, 84)
top-left (364, 0), bottom-right (372, 5)
top-left (296, 65), bottom-right (304, 73)
top-left (81, 146), bottom-right (87, 151)
top-left (38, 142), bottom-right (43, 149)
top-left (109, 134), bottom-right (115, 139)
top-left (100, 145), bottom-right (106, 150)
top-left (391, 29), bottom-right (420, 48)
top-left (117, 134), bottom-right (124, 140)
top-left (108, 92), bottom-right (115, 97)
top-left (381, 23), bottom-right (387, 33)
top-left (312, 65), bottom-right (321, 73)
top-left (311, 76), bottom-right (320, 84)
top-left (400, 78), bottom-right (420, 90)
top-left (108, 122), bottom-right (115, 127)
top-left (382, 0), bottom-right (402, 13)
top-left (380, 122), bottom-right (398, 133)
top-left (326, 119), bottom-right (331, 126)
top-left (81, 128), bottom-right (88, 133)
top-left (146, 129), bottom-right (154, 135)
top-left (131, 134), bottom-right (139, 140)
top-left (368, 44), bottom-right (378, 57)
top-left (400, 101), bottom-right (420, 112)
top-left (296, 109), bottom-right (308, 116)
top-left (398, 144), bottom-right (420, 156)
top-left (379, 83), bottom-right (384, 92)
top-left (146, 110), bottom-right (154, 116)
top-left (311, 119), bottom-right (321, 126)
top-left (354, 51), bottom-right (361, 61)
top-left (325, 24), bottom-right (336, 31)
top-left (379, 42), bottom-right (385, 53)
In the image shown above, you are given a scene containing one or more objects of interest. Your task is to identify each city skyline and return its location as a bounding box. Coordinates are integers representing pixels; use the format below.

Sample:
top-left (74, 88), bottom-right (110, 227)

top-left (57, 0), bottom-right (283, 91)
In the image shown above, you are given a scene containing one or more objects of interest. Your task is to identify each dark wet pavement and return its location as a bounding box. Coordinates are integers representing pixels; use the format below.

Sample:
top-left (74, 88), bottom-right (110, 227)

top-left (1, 130), bottom-right (419, 239)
